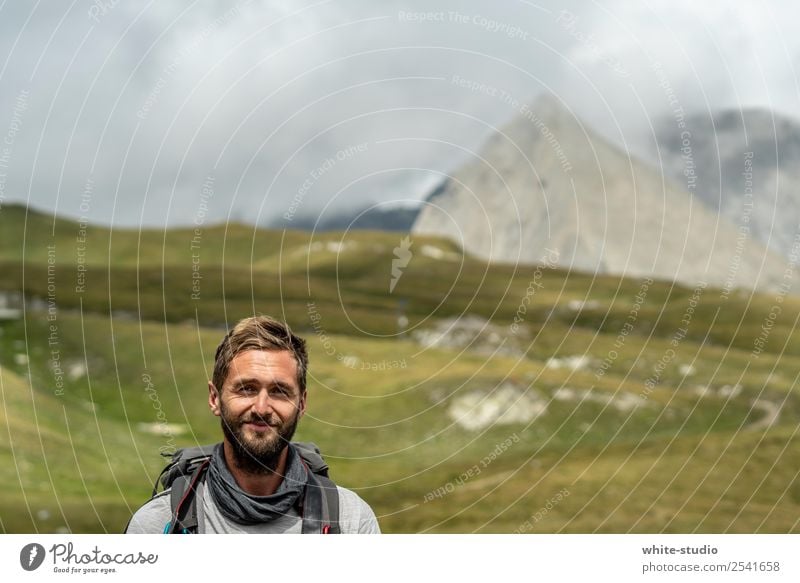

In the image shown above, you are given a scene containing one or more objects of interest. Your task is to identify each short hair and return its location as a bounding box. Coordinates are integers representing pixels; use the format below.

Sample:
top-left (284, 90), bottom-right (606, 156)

top-left (212, 315), bottom-right (308, 394)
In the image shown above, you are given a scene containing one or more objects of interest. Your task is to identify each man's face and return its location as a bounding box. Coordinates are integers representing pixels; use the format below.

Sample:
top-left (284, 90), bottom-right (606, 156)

top-left (208, 349), bottom-right (306, 472)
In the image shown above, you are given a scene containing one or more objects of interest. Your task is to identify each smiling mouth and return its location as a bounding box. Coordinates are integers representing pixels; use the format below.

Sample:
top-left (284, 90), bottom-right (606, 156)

top-left (245, 421), bottom-right (276, 431)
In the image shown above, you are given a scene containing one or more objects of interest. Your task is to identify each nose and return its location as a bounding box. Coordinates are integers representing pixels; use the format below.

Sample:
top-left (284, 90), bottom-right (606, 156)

top-left (251, 389), bottom-right (274, 418)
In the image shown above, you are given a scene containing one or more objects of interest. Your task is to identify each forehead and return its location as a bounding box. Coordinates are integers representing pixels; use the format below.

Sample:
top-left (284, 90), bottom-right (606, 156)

top-left (225, 350), bottom-right (299, 387)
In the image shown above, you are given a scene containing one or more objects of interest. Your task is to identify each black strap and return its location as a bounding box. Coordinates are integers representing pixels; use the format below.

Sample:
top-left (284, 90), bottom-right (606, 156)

top-left (301, 471), bottom-right (340, 534)
top-left (317, 474), bottom-right (341, 534)
top-left (167, 459), bottom-right (210, 534)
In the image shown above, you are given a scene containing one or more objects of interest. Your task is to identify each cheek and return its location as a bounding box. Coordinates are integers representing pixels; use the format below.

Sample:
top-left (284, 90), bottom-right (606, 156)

top-left (218, 398), bottom-right (242, 419)
top-left (280, 401), bottom-right (303, 420)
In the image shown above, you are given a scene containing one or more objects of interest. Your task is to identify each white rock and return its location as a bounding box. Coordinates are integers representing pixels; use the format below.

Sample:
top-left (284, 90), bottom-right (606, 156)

top-left (551, 386), bottom-right (641, 412)
top-left (136, 422), bottom-right (188, 436)
top-left (546, 355), bottom-right (591, 371)
top-left (421, 245), bottom-right (445, 259)
top-left (67, 362), bottom-right (87, 380)
top-left (718, 384), bottom-right (742, 398)
top-left (693, 385), bottom-right (710, 397)
top-left (448, 384), bottom-right (547, 431)
top-left (553, 387), bottom-right (576, 400)
top-left (341, 355), bottom-right (359, 369)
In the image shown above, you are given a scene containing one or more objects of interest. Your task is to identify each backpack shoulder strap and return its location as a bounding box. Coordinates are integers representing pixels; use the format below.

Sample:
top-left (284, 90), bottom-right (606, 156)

top-left (293, 441), bottom-right (330, 476)
top-left (317, 473), bottom-right (341, 534)
top-left (294, 442), bottom-right (340, 533)
top-left (300, 461), bottom-right (341, 534)
top-left (166, 458), bottom-right (210, 534)
top-left (154, 442), bottom-right (340, 534)
top-left (152, 444), bottom-right (218, 497)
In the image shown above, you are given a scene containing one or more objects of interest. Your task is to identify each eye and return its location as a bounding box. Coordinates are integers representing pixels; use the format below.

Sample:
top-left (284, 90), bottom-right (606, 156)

top-left (270, 386), bottom-right (292, 399)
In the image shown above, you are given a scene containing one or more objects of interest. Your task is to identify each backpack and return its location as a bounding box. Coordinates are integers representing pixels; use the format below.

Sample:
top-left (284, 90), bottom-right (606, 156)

top-left (149, 442), bottom-right (340, 534)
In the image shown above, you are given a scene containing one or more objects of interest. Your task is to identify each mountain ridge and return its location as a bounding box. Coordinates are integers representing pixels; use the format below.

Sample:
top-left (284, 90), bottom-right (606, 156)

top-left (412, 94), bottom-right (793, 293)
top-left (653, 107), bottom-right (800, 259)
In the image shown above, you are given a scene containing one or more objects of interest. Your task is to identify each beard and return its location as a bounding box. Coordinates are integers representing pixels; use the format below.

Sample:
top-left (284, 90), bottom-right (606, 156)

top-left (219, 401), bottom-right (301, 474)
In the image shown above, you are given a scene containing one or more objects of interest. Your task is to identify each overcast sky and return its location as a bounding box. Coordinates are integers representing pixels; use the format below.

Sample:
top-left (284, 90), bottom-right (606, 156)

top-left (0, 0), bottom-right (798, 228)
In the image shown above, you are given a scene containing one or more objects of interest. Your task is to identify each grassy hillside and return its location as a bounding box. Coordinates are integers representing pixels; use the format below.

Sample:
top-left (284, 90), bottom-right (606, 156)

top-left (0, 365), bottom-right (166, 533)
top-left (1, 203), bottom-right (799, 533)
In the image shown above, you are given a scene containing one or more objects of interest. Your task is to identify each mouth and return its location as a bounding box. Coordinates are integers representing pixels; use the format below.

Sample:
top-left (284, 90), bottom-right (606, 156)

top-left (244, 420), bottom-right (277, 433)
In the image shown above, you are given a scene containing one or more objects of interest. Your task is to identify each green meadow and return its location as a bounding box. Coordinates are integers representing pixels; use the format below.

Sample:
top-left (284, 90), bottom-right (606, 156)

top-left (1, 203), bottom-right (799, 533)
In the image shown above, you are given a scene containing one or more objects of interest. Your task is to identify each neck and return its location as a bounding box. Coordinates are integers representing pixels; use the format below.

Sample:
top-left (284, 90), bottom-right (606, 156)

top-left (221, 441), bottom-right (290, 496)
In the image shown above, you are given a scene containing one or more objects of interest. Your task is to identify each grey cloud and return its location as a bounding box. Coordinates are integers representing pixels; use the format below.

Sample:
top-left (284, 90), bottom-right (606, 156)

top-left (1, 0), bottom-right (799, 227)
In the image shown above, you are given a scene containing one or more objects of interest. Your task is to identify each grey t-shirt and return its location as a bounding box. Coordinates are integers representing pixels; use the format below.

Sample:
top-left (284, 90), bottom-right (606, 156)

top-left (126, 482), bottom-right (380, 534)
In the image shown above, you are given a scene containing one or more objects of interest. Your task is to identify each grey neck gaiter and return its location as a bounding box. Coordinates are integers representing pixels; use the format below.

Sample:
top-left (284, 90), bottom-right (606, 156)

top-left (206, 443), bottom-right (308, 525)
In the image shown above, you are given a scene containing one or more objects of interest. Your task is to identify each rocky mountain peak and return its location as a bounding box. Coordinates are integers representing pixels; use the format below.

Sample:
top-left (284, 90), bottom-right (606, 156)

top-left (412, 97), bottom-right (792, 292)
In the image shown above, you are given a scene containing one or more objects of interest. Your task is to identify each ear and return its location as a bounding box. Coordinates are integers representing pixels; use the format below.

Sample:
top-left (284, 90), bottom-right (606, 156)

top-left (298, 390), bottom-right (307, 419)
top-left (209, 381), bottom-right (221, 417)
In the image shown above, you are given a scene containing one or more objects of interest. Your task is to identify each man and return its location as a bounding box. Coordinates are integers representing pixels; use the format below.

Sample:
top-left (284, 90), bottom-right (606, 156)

top-left (126, 315), bottom-right (380, 533)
